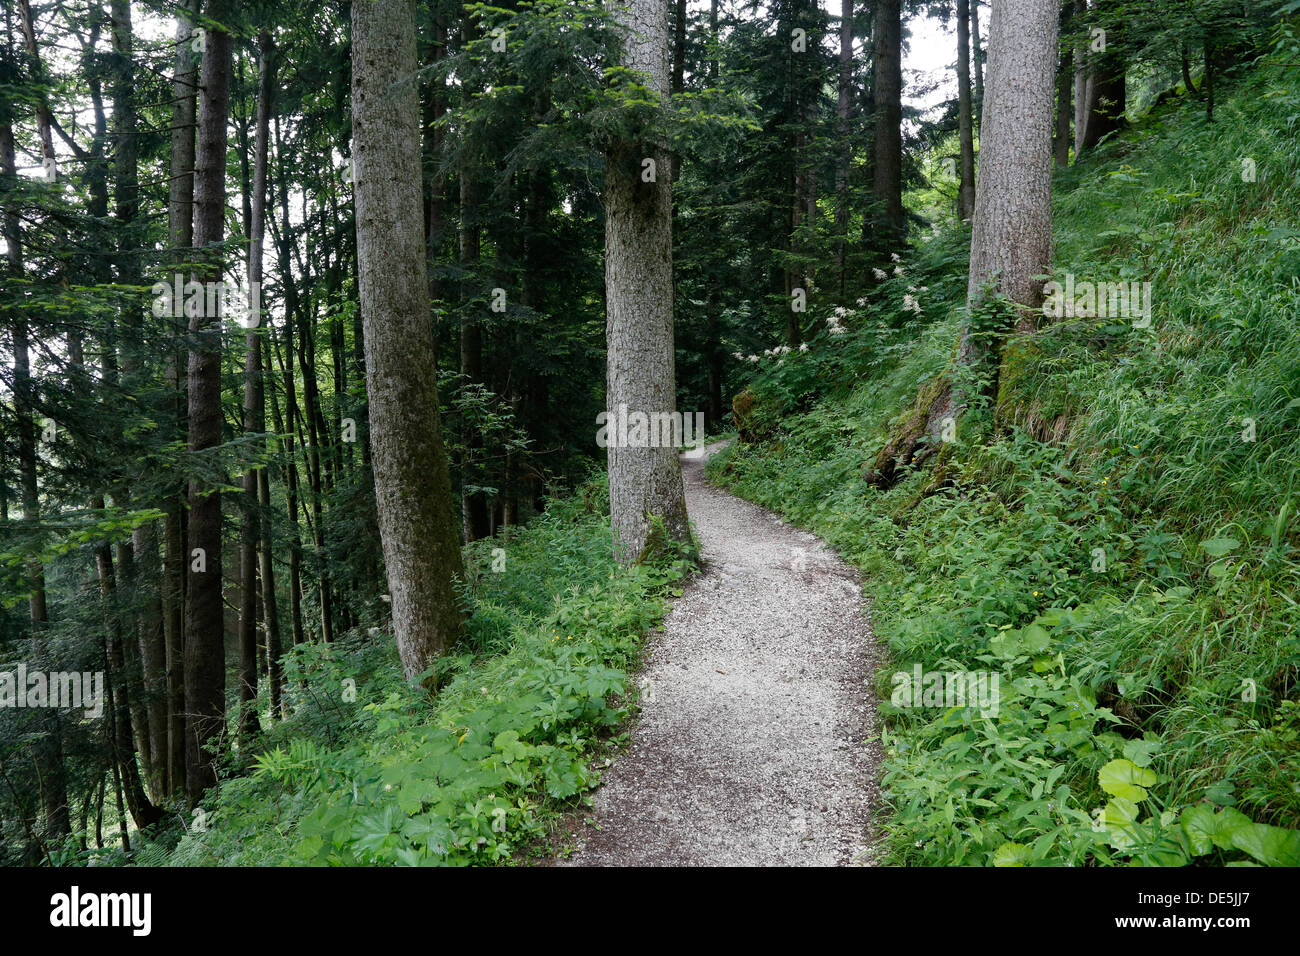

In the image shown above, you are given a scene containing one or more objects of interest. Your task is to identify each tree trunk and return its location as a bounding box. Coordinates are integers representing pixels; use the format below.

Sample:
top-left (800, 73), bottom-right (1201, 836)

top-left (962, 0), bottom-right (1059, 349)
top-left (1054, 3), bottom-right (1073, 167)
top-left (95, 522), bottom-right (163, 830)
top-left (185, 0), bottom-right (234, 804)
top-left (970, 0), bottom-right (984, 117)
top-left (258, 467), bottom-right (285, 718)
top-left (872, 0), bottom-right (904, 239)
top-left (605, 0), bottom-right (691, 565)
top-left (458, 157), bottom-right (490, 542)
top-left (238, 32), bottom-right (275, 741)
top-left (957, 0), bottom-right (976, 219)
top-left (866, 0), bottom-right (1059, 488)
top-left (352, 0), bottom-right (467, 683)
top-left (16, 0), bottom-right (57, 180)
top-left (1078, 0), bottom-right (1124, 152)
top-left (454, 13), bottom-right (489, 544)
top-left (670, 0), bottom-right (687, 181)
top-left (423, 8), bottom-right (450, 298)
top-left (1203, 35), bottom-right (1214, 122)
top-left (163, 0), bottom-right (200, 799)
top-left (835, 0), bottom-right (854, 290)
top-left (1072, 0), bottom-right (1092, 156)
top-left (272, 119), bottom-right (309, 651)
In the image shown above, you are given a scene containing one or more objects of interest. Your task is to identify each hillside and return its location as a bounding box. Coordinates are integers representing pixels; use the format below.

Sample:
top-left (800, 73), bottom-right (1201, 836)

top-left (709, 36), bottom-right (1300, 866)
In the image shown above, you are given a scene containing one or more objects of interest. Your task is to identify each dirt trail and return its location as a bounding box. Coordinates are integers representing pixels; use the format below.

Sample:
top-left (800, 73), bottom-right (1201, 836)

top-left (561, 442), bottom-right (880, 866)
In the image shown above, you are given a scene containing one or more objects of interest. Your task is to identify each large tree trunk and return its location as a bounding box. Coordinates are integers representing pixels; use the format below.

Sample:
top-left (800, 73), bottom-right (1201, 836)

top-left (238, 31), bottom-right (276, 742)
top-left (866, 0), bottom-right (1059, 489)
top-left (185, 0), bottom-right (234, 804)
top-left (605, 0), bottom-right (691, 565)
top-left (956, 0), bottom-right (976, 220)
top-left (872, 0), bottom-right (904, 239)
top-left (352, 0), bottom-right (466, 684)
top-left (164, 0), bottom-right (200, 799)
top-left (964, 0), bottom-right (1058, 323)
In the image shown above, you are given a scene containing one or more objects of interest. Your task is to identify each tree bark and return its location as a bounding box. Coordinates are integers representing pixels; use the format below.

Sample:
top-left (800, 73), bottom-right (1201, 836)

top-left (95, 523), bottom-right (163, 830)
top-left (272, 118), bottom-right (309, 651)
top-left (965, 0), bottom-right (1058, 317)
top-left (163, 0), bottom-right (199, 799)
top-left (1054, 2), bottom-right (1073, 167)
top-left (185, 0), bottom-right (234, 804)
top-left (835, 0), bottom-right (854, 289)
top-left (605, 0), bottom-right (691, 565)
top-left (1078, 0), bottom-right (1124, 152)
top-left (238, 32), bottom-right (276, 742)
top-left (866, 0), bottom-right (1059, 488)
top-left (352, 0), bottom-right (467, 683)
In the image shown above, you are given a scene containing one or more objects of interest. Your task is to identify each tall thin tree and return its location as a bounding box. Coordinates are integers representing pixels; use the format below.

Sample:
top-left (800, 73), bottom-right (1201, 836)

top-left (184, 0), bottom-right (234, 803)
top-left (238, 31), bottom-right (276, 741)
top-left (872, 0), bottom-right (904, 239)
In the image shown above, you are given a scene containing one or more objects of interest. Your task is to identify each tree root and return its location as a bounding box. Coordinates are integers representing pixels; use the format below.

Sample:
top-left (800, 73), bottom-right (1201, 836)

top-left (860, 374), bottom-right (954, 490)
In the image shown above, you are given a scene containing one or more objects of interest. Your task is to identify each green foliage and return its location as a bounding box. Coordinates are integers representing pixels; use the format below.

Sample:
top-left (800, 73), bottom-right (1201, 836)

top-left (709, 44), bottom-right (1300, 866)
top-left (153, 481), bottom-right (691, 866)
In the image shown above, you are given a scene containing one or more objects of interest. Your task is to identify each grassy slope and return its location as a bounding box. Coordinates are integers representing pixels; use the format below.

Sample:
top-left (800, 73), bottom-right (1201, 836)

top-left (709, 39), bottom-right (1300, 866)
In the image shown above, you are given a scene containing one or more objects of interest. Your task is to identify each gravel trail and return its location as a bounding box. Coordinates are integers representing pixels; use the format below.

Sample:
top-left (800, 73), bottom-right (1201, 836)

top-left (561, 441), bottom-right (881, 866)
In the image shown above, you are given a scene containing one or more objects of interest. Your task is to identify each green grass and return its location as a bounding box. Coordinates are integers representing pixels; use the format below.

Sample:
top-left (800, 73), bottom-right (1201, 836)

top-left (709, 32), bottom-right (1300, 866)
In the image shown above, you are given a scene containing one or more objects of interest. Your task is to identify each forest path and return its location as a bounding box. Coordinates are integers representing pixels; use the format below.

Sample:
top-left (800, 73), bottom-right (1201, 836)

top-left (559, 441), bottom-right (880, 866)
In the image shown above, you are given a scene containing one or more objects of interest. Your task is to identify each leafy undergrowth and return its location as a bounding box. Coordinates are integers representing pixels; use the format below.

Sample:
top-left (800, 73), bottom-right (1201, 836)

top-left (709, 33), bottom-right (1300, 866)
top-left (138, 476), bottom-right (692, 866)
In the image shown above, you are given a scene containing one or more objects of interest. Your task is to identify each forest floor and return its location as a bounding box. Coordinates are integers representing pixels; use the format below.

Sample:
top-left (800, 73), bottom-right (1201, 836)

top-left (557, 442), bottom-right (881, 866)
